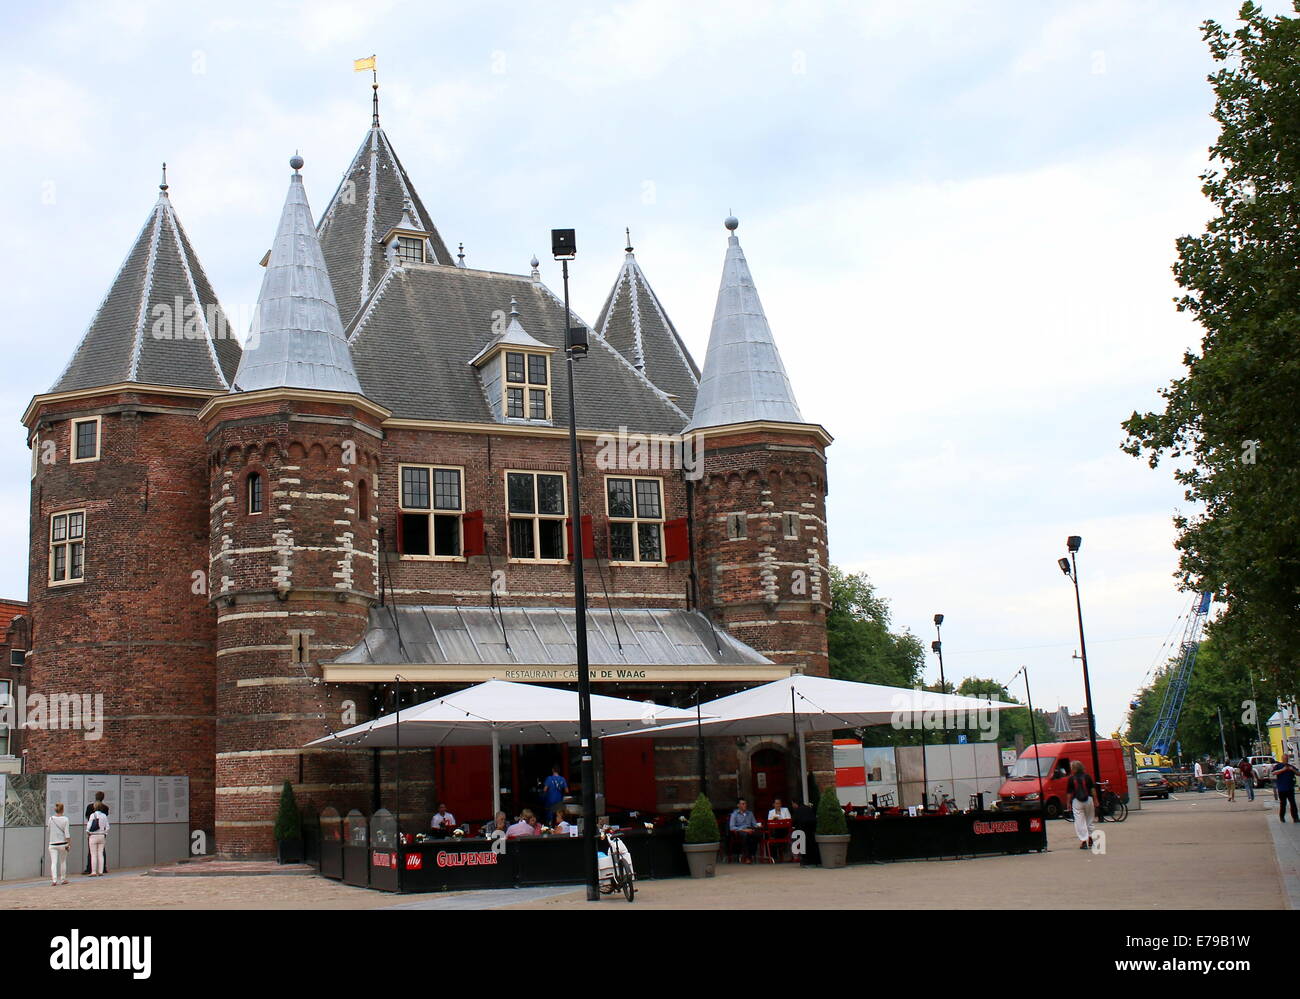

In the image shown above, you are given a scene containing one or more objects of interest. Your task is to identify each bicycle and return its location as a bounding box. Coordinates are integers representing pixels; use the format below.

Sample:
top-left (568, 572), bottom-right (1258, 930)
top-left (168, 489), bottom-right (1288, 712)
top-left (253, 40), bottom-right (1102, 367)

top-left (599, 827), bottom-right (636, 902)
top-left (1095, 781), bottom-right (1128, 823)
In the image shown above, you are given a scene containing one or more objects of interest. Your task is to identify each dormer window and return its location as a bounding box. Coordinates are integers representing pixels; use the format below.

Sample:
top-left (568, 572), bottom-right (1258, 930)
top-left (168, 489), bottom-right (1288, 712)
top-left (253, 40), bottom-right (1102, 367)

top-left (505, 351), bottom-right (550, 421)
top-left (395, 236), bottom-right (424, 265)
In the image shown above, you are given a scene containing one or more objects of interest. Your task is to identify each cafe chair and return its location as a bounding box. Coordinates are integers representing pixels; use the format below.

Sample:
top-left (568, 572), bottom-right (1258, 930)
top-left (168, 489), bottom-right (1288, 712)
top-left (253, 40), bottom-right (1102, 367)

top-left (765, 820), bottom-right (793, 863)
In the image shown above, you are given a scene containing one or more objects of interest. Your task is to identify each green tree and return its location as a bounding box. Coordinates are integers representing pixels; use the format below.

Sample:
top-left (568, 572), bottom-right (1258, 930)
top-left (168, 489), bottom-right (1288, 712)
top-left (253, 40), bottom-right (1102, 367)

top-left (1121, 2), bottom-right (1300, 693)
top-left (953, 677), bottom-right (1057, 752)
top-left (827, 566), bottom-right (924, 688)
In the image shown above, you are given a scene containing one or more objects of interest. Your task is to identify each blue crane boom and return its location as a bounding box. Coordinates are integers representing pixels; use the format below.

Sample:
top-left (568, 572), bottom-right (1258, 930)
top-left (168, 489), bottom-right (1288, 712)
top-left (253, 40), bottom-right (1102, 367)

top-left (1146, 592), bottom-right (1213, 756)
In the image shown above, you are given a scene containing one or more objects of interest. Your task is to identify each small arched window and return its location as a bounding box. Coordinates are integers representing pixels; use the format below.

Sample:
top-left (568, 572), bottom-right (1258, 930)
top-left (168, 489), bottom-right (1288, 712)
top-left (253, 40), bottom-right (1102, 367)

top-left (247, 471), bottom-right (263, 515)
top-left (358, 479), bottom-right (369, 523)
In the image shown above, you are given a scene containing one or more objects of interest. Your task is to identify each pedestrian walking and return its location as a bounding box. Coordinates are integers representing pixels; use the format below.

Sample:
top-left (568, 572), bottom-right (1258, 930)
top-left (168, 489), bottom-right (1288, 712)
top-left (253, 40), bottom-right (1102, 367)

top-left (86, 801), bottom-right (109, 876)
top-left (1273, 754), bottom-right (1299, 823)
top-left (1193, 759), bottom-right (1205, 792)
top-left (1240, 758), bottom-right (1255, 801)
top-left (83, 791), bottom-right (109, 875)
top-left (1067, 760), bottom-right (1096, 851)
top-left (47, 802), bottom-right (71, 886)
top-left (1222, 762), bottom-right (1236, 801)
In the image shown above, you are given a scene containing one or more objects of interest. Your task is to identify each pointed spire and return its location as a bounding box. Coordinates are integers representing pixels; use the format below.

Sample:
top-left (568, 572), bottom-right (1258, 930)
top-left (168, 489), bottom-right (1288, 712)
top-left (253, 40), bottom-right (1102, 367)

top-left (685, 217), bottom-right (802, 431)
top-left (232, 156), bottom-right (362, 395)
top-left (48, 177), bottom-right (240, 394)
top-left (593, 233), bottom-right (699, 410)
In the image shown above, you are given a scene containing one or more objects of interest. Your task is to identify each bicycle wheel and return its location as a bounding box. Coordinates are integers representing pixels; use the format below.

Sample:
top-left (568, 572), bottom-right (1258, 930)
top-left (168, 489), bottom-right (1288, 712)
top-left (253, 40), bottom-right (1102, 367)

top-left (1113, 799), bottom-right (1128, 822)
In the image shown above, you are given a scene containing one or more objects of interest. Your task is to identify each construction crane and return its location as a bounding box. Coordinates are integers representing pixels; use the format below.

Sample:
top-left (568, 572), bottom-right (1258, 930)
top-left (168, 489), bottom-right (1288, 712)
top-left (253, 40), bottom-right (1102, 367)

top-left (1145, 592), bottom-right (1213, 757)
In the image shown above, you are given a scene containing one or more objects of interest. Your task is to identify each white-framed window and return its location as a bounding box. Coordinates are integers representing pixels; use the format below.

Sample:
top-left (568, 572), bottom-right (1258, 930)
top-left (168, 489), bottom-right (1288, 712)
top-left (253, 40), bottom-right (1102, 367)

top-left (71, 417), bottom-right (101, 463)
top-left (395, 236), bottom-right (425, 265)
top-left (247, 471), bottom-right (264, 515)
top-left (782, 512), bottom-right (800, 539)
top-left (726, 512), bottom-right (747, 541)
top-left (399, 464), bottom-right (464, 558)
top-left (49, 510), bottom-right (86, 585)
top-left (606, 476), bottom-right (664, 564)
top-left (506, 470), bottom-right (566, 561)
top-left (504, 351), bottom-right (551, 421)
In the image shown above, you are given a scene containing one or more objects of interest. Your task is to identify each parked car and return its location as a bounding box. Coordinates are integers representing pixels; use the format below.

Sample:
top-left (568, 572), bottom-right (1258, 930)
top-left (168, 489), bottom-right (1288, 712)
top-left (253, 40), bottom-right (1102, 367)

top-left (1246, 756), bottom-right (1278, 787)
top-left (1137, 769), bottom-right (1170, 799)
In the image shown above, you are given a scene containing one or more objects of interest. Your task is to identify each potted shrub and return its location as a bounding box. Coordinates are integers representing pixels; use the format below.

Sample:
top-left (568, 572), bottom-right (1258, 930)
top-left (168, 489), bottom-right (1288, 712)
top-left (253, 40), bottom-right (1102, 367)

top-left (683, 793), bottom-right (719, 878)
top-left (815, 787), bottom-right (850, 868)
top-left (273, 780), bottom-right (304, 864)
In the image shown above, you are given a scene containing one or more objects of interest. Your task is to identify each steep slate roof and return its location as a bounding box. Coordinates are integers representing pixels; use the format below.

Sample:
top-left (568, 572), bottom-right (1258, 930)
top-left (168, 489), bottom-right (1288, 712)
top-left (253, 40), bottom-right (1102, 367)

top-left (232, 159), bottom-right (362, 394)
top-left (346, 263), bottom-right (690, 433)
top-left (50, 186), bottom-right (241, 393)
top-left (593, 240), bottom-right (700, 412)
top-left (317, 124), bottom-right (453, 324)
top-left (686, 218), bottom-right (803, 432)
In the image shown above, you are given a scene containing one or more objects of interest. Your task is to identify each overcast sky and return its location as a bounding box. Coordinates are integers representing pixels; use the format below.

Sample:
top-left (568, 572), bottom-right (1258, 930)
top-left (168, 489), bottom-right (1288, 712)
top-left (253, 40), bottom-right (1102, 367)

top-left (0, 0), bottom-right (1268, 733)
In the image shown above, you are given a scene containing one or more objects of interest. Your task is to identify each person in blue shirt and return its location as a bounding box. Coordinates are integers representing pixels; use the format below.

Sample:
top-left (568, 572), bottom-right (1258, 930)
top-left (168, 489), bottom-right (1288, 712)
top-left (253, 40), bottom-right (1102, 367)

top-left (542, 767), bottom-right (569, 823)
top-left (729, 798), bottom-right (760, 862)
top-left (1273, 754), bottom-right (1298, 822)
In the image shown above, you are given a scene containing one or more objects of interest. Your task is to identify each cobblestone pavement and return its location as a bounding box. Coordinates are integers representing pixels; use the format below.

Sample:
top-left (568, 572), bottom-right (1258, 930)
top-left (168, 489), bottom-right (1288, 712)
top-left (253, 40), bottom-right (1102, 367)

top-left (0, 793), bottom-right (1284, 909)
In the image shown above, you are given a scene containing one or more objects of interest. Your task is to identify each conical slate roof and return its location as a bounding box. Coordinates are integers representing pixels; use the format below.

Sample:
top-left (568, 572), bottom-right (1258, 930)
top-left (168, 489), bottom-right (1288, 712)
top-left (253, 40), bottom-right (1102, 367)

top-left (685, 218), bottom-right (803, 432)
top-left (593, 238), bottom-right (700, 411)
top-left (231, 159), bottom-right (362, 395)
top-left (50, 183), bottom-right (241, 393)
top-left (317, 123), bottom-right (453, 323)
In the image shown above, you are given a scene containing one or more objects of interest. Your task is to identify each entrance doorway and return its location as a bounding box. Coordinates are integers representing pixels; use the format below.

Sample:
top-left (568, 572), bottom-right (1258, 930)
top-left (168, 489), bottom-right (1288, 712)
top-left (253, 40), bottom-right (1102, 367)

top-left (751, 747), bottom-right (788, 817)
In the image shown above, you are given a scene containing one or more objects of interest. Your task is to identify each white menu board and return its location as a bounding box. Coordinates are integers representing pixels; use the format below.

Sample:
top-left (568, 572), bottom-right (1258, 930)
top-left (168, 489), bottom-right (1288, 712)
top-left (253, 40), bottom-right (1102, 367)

top-left (47, 775), bottom-right (85, 824)
top-left (84, 774), bottom-right (120, 822)
top-left (154, 776), bottom-right (189, 823)
top-left (119, 775), bottom-right (154, 824)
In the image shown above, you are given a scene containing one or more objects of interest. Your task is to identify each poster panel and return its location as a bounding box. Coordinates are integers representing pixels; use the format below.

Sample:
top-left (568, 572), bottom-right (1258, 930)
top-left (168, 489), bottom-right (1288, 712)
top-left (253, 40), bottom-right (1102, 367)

top-left (120, 775), bottom-right (155, 824)
top-left (46, 775), bottom-right (85, 824)
top-left (84, 774), bottom-right (120, 822)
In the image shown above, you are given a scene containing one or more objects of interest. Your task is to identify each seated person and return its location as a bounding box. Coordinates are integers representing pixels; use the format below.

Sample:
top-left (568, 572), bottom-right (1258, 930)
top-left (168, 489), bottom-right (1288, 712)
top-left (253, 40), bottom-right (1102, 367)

top-left (481, 811), bottom-right (507, 837)
top-left (767, 798), bottom-right (791, 821)
top-left (552, 812), bottom-right (571, 835)
top-left (728, 798), bottom-right (760, 862)
top-left (429, 803), bottom-right (457, 836)
top-left (506, 809), bottom-right (539, 838)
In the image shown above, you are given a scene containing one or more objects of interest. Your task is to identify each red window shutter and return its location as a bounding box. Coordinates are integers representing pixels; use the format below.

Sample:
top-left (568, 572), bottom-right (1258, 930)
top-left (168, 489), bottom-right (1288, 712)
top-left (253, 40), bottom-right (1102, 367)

top-left (462, 510), bottom-right (485, 557)
top-left (395, 509), bottom-right (404, 553)
top-left (664, 516), bottom-right (690, 563)
top-left (566, 515), bottom-right (595, 561)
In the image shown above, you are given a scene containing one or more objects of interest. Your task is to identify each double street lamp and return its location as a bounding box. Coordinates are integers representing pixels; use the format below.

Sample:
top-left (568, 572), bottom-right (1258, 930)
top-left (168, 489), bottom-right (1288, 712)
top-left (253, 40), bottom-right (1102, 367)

top-left (552, 228), bottom-right (598, 902)
top-left (1058, 535), bottom-right (1102, 787)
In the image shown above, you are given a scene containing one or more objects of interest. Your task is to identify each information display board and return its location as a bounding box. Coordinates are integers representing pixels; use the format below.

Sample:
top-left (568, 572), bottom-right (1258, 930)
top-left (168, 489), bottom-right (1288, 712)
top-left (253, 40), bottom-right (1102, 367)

top-left (84, 774), bottom-right (120, 821)
top-left (46, 775), bottom-right (85, 824)
top-left (154, 776), bottom-right (189, 823)
top-left (119, 775), bottom-right (155, 824)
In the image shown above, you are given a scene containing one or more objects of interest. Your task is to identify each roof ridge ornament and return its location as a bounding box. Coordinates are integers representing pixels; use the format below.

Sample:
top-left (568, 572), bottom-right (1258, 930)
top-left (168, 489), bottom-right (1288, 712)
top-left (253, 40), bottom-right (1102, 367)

top-left (457, 243), bottom-right (466, 267)
top-left (625, 227), bottom-right (633, 254)
top-left (159, 162), bottom-right (169, 196)
top-left (530, 255), bottom-right (540, 281)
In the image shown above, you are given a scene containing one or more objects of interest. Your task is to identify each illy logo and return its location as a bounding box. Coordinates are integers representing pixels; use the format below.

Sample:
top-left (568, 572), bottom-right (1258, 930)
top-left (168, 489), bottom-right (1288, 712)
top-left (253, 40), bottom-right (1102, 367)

top-left (49, 931), bottom-right (151, 980)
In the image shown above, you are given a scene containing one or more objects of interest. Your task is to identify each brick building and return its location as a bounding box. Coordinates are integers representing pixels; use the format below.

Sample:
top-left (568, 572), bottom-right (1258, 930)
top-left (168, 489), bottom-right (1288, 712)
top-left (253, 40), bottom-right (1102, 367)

top-left (20, 103), bottom-right (833, 857)
top-left (1, 598), bottom-right (29, 771)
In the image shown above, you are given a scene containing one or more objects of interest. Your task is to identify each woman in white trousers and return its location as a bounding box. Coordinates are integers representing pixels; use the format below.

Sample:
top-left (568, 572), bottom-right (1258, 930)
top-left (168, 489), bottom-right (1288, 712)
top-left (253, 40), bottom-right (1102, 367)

top-left (1067, 760), bottom-right (1096, 850)
top-left (86, 802), bottom-right (110, 876)
top-left (47, 802), bottom-right (71, 885)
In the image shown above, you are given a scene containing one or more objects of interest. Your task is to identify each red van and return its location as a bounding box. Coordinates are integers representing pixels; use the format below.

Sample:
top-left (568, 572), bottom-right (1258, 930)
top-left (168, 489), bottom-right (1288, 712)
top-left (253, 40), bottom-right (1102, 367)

top-left (996, 740), bottom-right (1128, 819)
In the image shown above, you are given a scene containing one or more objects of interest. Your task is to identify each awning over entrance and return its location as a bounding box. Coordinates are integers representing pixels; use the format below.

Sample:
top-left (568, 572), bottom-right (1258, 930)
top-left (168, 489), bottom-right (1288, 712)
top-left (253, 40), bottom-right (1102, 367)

top-left (323, 606), bottom-right (791, 684)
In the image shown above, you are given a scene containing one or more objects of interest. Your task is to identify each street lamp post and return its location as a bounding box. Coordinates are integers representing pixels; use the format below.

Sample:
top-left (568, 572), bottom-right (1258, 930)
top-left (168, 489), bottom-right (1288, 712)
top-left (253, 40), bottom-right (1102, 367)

top-left (932, 613), bottom-right (946, 803)
top-left (1058, 536), bottom-right (1102, 786)
top-left (552, 228), bottom-right (598, 902)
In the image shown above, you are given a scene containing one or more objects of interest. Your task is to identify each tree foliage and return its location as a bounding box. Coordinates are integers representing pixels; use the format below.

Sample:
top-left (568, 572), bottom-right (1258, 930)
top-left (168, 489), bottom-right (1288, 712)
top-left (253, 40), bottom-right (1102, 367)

top-left (1121, 2), bottom-right (1300, 693)
top-left (827, 566), bottom-right (924, 688)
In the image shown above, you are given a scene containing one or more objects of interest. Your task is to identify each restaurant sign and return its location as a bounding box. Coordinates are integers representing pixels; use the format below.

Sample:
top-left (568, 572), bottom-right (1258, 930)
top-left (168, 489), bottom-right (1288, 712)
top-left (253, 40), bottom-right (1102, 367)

top-left (372, 851), bottom-right (396, 868)
top-left (972, 820), bottom-right (1019, 835)
top-left (435, 849), bottom-right (498, 868)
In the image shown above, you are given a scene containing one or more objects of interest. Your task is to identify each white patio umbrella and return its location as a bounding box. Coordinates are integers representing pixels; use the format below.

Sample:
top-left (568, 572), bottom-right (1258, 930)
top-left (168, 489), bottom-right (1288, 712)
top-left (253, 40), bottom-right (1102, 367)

top-left (305, 679), bottom-right (702, 815)
top-left (608, 673), bottom-right (1016, 801)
